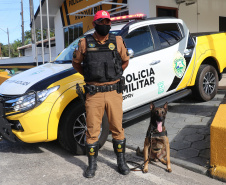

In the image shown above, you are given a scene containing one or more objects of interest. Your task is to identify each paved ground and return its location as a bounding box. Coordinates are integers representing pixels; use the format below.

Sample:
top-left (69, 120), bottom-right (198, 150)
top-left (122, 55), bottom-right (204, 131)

top-left (1, 90), bottom-right (225, 184)
top-left (0, 140), bottom-right (224, 185)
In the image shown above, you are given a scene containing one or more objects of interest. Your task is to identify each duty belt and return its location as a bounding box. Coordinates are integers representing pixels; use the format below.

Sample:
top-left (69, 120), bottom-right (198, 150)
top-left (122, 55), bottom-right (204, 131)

top-left (84, 83), bottom-right (118, 95)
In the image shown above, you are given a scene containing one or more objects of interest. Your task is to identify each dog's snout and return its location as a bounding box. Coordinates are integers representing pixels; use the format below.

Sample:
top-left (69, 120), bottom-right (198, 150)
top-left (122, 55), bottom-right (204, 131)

top-left (157, 117), bottom-right (164, 122)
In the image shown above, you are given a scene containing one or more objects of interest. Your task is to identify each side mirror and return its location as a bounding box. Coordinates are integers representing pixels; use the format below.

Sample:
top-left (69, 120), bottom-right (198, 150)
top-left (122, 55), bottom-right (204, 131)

top-left (127, 48), bottom-right (134, 58)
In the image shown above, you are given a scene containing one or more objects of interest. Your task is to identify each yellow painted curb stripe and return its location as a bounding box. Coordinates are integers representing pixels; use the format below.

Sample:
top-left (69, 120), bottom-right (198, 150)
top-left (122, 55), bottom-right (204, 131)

top-left (210, 104), bottom-right (226, 181)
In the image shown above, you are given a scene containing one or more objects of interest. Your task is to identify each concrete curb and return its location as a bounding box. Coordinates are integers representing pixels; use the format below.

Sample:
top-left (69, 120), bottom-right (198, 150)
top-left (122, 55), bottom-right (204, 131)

top-left (210, 103), bottom-right (226, 182)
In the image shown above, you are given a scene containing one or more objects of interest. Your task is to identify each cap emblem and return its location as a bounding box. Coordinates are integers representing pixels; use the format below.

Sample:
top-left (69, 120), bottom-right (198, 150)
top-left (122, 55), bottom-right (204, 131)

top-left (102, 11), bottom-right (108, 16)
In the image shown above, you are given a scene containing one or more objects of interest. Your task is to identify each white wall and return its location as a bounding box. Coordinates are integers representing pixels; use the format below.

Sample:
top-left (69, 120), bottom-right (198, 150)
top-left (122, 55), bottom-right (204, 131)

top-left (196, 0), bottom-right (226, 32)
top-left (25, 48), bottom-right (33, 56)
top-left (24, 47), bottom-right (56, 58)
top-left (50, 0), bottom-right (226, 55)
top-left (149, 0), bottom-right (226, 32)
top-left (128, 0), bottom-right (150, 17)
top-left (0, 54), bottom-right (56, 65)
top-left (55, 9), bottom-right (64, 56)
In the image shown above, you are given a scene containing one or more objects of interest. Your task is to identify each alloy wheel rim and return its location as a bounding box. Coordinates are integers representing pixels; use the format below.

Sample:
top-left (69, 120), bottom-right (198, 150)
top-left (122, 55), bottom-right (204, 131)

top-left (203, 72), bottom-right (215, 95)
top-left (73, 113), bottom-right (87, 146)
top-left (73, 112), bottom-right (102, 146)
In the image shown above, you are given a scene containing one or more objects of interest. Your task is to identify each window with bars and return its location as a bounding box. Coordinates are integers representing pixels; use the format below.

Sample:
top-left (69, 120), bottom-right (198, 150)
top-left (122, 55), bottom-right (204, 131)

top-left (64, 23), bottom-right (83, 48)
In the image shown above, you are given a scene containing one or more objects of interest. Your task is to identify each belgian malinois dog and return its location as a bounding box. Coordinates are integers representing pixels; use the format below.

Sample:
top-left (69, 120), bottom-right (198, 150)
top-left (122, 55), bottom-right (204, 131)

top-left (137, 102), bottom-right (172, 173)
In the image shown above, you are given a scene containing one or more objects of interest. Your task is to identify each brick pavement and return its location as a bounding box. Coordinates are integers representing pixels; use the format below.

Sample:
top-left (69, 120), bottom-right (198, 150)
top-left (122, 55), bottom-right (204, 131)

top-left (108, 88), bottom-right (226, 175)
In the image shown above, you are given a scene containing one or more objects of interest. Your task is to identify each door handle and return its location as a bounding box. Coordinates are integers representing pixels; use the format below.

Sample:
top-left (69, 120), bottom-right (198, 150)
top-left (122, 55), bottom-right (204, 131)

top-left (184, 49), bottom-right (192, 56)
top-left (150, 60), bottom-right (161, 65)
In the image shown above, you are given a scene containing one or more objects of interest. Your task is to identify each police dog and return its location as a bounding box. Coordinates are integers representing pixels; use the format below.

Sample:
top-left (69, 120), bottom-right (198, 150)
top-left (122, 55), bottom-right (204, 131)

top-left (137, 102), bottom-right (172, 173)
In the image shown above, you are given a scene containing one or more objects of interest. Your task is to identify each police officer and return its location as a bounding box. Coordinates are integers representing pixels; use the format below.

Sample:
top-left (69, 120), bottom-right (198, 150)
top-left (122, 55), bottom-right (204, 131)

top-left (72, 10), bottom-right (130, 178)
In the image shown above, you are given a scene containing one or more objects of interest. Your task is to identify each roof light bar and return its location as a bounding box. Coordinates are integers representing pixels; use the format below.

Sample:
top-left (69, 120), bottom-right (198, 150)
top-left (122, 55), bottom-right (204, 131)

top-left (110, 13), bottom-right (147, 22)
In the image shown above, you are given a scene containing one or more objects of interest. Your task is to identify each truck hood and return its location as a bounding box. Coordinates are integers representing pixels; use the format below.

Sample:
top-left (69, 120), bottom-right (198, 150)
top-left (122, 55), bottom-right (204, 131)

top-left (0, 62), bottom-right (76, 95)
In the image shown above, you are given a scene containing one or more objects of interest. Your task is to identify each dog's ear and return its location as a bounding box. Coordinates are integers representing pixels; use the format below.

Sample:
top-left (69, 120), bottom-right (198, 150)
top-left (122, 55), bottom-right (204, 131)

top-left (150, 102), bottom-right (155, 110)
top-left (163, 102), bottom-right (168, 112)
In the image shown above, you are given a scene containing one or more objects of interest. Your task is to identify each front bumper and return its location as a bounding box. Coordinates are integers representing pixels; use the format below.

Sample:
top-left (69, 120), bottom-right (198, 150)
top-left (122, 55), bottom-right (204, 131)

top-left (0, 101), bottom-right (17, 142)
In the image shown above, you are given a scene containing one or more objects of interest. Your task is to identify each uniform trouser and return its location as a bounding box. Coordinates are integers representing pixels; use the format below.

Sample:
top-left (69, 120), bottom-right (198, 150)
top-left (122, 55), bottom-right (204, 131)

top-left (85, 90), bottom-right (124, 144)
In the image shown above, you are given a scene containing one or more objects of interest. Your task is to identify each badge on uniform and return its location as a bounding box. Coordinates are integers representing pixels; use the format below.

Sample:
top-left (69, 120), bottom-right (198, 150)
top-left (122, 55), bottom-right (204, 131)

top-left (109, 43), bottom-right (115, 50)
top-left (89, 43), bottom-right (96, 48)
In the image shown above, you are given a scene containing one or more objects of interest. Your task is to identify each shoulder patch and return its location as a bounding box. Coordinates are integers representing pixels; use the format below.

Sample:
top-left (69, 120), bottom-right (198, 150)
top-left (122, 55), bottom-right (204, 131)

top-left (88, 43), bottom-right (96, 48)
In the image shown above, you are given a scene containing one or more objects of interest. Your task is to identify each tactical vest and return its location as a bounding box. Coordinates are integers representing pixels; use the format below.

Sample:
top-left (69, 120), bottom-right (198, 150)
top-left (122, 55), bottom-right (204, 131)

top-left (83, 34), bottom-right (123, 82)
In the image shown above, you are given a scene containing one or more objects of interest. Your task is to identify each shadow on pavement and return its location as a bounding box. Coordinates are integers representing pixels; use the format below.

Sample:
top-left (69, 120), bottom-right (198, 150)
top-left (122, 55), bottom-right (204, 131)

top-left (170, 125), bottom-right (210, 168)
top-left (0, 139), bottom-right (87, 172)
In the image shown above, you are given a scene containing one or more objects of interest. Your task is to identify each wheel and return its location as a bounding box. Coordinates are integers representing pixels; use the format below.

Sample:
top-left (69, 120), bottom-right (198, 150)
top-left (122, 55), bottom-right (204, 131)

top-left (193, 64), bottom-right (218, 101)
top-left (58, 99), bottom-right (109, 155)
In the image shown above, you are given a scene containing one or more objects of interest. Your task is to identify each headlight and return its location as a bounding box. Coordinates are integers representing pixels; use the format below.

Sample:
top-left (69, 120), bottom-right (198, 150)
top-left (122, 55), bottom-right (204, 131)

top-left (13, 86), bottom-right (60, 112)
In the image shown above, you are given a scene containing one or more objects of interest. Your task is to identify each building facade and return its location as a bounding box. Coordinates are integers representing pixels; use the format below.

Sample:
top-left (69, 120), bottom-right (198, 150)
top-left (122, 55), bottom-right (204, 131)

top-left (34, 0), bottom-right (226, 60)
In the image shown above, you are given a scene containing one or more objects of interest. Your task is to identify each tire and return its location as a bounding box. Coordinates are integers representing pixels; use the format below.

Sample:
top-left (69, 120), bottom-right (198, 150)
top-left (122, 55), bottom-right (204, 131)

top-left (58, 99), bottom-right (109, 155)
top-left (193, 64), bottom-right (218, 101)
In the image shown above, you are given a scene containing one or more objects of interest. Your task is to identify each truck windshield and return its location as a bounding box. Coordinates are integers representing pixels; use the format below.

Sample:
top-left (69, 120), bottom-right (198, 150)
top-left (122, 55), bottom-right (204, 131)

top-left (54, 30), bottom-right (120, 62)
top-left (54, 36), bottom-right (85, 61)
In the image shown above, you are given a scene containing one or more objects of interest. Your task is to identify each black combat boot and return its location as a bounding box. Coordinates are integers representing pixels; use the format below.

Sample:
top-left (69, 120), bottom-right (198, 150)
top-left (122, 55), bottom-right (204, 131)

top-left (84, 141), bottom-right (99, 178)
top-left (112, 138), bottom-right (130, 175)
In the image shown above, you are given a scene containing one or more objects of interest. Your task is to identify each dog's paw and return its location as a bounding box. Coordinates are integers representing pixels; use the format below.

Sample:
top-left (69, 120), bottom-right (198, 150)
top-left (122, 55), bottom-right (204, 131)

top-left (166, 168), bottom-right (172, 173)
top-left (142, 168), bottom-right (148, 173)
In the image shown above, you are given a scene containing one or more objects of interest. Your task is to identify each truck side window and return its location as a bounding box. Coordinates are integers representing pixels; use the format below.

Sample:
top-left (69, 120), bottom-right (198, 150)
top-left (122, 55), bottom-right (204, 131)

top-left (154, 23), bottom-right (182, 48)
top-left (187, 34), bottom-right (195, 49)
top-left (123, 26), bottom-right (154, 56)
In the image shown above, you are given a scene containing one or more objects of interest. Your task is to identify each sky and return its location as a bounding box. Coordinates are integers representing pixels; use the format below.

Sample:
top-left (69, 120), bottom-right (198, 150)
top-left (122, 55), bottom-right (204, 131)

top-left (0, 0), bottom-right (40, 45)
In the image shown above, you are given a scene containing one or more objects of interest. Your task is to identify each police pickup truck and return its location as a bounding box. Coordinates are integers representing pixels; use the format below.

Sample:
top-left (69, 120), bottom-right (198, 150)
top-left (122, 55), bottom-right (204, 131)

top-left (0, 14), bottom-right (226, 154)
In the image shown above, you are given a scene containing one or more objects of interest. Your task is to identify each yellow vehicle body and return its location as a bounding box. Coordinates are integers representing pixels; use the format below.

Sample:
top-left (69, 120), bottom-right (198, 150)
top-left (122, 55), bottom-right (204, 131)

top-left (8, 73), bottom-right (85, 143)
top-left (176, 33), bottom-right (226, 91)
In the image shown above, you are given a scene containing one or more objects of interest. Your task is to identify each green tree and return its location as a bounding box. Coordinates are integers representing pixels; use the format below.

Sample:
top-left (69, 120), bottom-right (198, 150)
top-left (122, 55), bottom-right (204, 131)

top-left (1, 44), bottom-right (9, 57)
top-left (0, 29), bottom-right (55, 58)
top-left (24, 30), bottom-right (32, 45)
top-left (24, 29), bottom-right (55, 43)
top-left (11, 39), bottom-right (22, 57)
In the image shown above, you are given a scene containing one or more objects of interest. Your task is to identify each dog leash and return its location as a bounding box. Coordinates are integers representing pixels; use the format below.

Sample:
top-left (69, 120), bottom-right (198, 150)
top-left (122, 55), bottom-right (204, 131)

top-left (127, 139), bottom-right (153, 172)
top-left (127, 159), bottom-right (149, 171)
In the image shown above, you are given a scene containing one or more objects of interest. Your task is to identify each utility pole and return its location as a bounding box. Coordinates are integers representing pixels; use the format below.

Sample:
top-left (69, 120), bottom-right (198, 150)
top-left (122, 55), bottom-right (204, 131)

top-left (39, 0), bottom-right (45, 64)
top-left (21, 0), bottom-right (25, 46)
top-left (0, 43), bottom-right (2, 59)
top-left (7, 28), bottom-right (10, 58)
top-left (46, 0), bottom-right (52, 62)
top-left (29, 0), bottom-right (38, 66)
top-left (0, 28), bottom-right (10, 57)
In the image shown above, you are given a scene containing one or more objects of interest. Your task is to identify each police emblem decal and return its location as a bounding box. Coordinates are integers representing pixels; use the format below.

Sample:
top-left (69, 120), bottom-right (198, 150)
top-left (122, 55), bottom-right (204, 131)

top-left (109, 43), bottom-right (115, 50)
top-left (89, 43), bottom-right (95, 48)
top-left (173, 51), bottom-right (186, 78)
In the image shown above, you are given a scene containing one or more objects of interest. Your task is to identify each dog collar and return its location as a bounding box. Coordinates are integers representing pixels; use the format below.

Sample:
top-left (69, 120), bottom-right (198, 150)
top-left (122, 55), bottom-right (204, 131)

top-left (152, 130), bottom-right (167, 137)
top-left (146, 129), bottom-right (168, 138)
